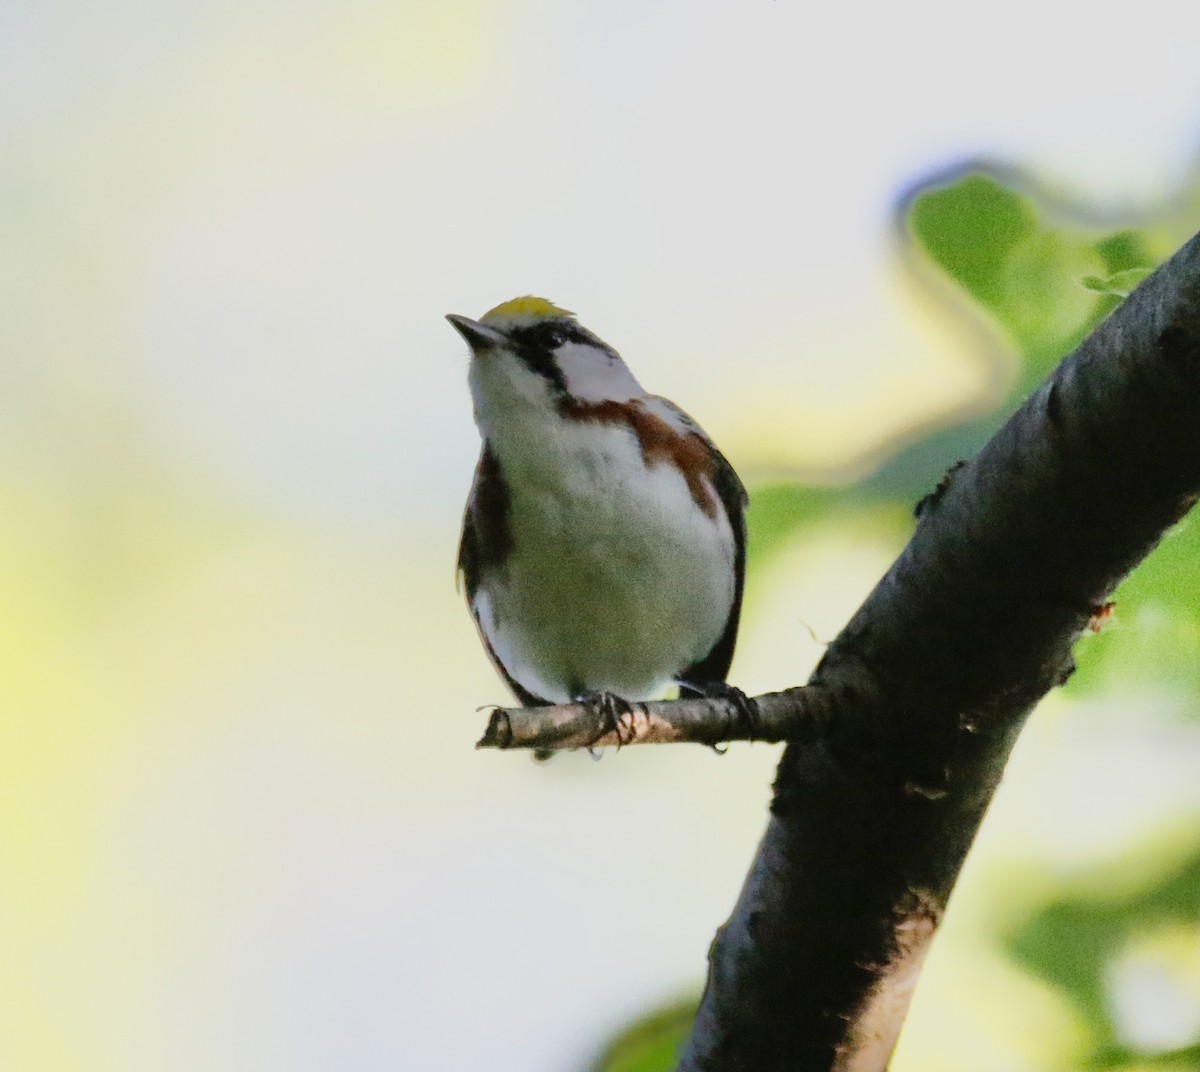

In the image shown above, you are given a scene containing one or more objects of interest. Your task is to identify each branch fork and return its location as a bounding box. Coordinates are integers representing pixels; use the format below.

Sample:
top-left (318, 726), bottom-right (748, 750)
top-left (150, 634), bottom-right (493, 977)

top-left (473, 229), bottom-right (1200, 1072)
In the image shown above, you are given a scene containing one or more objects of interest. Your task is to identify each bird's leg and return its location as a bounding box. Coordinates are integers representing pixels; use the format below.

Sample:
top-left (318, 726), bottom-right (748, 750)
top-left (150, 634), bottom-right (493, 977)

top-left (574, 691), bottom-right (637, 752)
top-left (678, 680), bottom-right (760, 743)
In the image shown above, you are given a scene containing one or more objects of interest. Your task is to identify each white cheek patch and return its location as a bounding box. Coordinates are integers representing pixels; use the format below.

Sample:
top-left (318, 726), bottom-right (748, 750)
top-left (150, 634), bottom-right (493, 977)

top-left (555, 341), bottom-right (643, 402)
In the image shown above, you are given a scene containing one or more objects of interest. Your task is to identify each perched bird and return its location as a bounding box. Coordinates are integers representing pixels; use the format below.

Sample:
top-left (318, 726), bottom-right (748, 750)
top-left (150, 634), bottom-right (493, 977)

top-left (450, 296), bottom-right (748, 736)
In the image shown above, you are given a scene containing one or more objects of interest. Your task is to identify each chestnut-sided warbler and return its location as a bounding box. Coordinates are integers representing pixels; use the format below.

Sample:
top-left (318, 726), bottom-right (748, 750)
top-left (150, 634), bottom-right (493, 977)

top-left (450, 296), bottom-right (748, 721)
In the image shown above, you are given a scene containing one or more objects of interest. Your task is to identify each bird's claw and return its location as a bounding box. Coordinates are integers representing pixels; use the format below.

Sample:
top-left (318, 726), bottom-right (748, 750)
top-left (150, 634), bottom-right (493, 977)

top-left (574, 691), bottom-right (637, 753)
top-left (679, 680), bottom-right (760, 748)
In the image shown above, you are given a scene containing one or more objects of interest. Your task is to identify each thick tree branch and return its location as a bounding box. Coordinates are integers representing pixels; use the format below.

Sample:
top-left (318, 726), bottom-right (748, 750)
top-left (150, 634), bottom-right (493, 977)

top-left (676, 231), bottom-right (1200, 1070)
top-left (477, 230), bottom-right (1200, 1069)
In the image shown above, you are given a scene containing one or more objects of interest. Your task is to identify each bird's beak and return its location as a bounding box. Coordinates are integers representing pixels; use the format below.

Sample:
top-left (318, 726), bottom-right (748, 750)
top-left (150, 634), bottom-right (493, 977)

top-left (446, 314), bottom-right (507, 352)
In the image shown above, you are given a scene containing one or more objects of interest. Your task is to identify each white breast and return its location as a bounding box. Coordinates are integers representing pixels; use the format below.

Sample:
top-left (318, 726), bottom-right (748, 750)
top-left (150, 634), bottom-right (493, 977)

top-left (474, 413), bottom-right (737, 703)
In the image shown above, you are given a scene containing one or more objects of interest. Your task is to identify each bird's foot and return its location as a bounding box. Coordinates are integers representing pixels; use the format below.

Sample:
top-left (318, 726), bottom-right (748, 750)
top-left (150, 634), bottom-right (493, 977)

top-left (574, 691), bottom-right (637, 753)
top-left (678, 680), bottom-right (760, 748)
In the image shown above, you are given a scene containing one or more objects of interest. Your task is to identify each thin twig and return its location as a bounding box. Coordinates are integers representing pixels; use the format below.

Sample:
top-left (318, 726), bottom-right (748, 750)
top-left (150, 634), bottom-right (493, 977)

top-left (476, 686), bottom-right (839, 752)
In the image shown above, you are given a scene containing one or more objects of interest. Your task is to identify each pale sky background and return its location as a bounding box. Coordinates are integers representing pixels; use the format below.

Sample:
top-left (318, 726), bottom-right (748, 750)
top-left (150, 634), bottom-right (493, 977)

top-left (3, 1), bottom-right (1200, 1069)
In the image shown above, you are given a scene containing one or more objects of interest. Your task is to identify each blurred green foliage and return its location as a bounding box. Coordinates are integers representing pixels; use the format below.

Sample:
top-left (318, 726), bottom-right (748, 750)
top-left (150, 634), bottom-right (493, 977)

top-left (595, 167), bottom-right (1200, 1072)
top-left (587, 999), bottom-right (697, 1072)
top-left (747, 175), bottom-right (1168, 533)
top-left (750, 168), bottom-right (1200, 700)
top-left (909, 174), bottom-right (1149, 393)
top-left (1008, 844), bottom-right (1200, 1068)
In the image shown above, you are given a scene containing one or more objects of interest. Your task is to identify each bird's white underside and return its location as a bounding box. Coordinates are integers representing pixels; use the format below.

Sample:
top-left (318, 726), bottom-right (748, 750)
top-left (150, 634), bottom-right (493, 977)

top-left (469, 349), bottom-right (737, 703)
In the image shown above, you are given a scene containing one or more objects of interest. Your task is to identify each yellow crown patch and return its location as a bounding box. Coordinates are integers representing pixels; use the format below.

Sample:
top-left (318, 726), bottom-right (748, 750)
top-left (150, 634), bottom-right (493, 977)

top-left (480, 295), bottom-right (575, 326)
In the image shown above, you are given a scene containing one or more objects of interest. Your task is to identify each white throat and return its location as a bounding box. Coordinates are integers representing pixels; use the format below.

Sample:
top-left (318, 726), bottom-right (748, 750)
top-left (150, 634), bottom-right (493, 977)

top-left (468, 340), bottom-right (647, 441)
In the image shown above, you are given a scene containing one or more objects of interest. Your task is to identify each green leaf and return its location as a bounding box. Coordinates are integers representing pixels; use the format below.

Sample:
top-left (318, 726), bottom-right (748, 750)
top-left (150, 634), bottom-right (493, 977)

top-left (1080, 266), bottom-right (1155, 298)
top-left (909, 175), bottom-right (1037, 309)
top-left (1093, 230), bottom-right (1156, 275)
top-left (588, 999), bottom-right (696, 1072)
top-left (751, 169), bottom-right (1177, 574)
top-left (907, 171), bottom-right (1165, 398)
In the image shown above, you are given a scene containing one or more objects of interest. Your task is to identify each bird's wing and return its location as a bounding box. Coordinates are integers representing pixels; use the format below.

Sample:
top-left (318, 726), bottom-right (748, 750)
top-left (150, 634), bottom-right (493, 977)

top-left (457, 447), bottom-right (548, 707)
top-left (641, 394), bottom-right (748, 511)
top-left (643, 395), bottom-right (749, 687)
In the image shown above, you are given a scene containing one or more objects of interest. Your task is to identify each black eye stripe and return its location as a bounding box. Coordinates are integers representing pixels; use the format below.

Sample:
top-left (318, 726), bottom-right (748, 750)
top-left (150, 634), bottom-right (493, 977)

top-left (509, 323), bottom-right (568, 394)
top-left (507, 320), bottom-right (616, 395)
top-left (511, 322), bottom-right (592, 349)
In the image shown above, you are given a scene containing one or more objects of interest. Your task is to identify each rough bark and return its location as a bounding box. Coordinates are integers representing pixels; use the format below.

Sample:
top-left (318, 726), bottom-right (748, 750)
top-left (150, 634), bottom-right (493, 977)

top-left (677, 230), bottom-right (1200, 1070)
